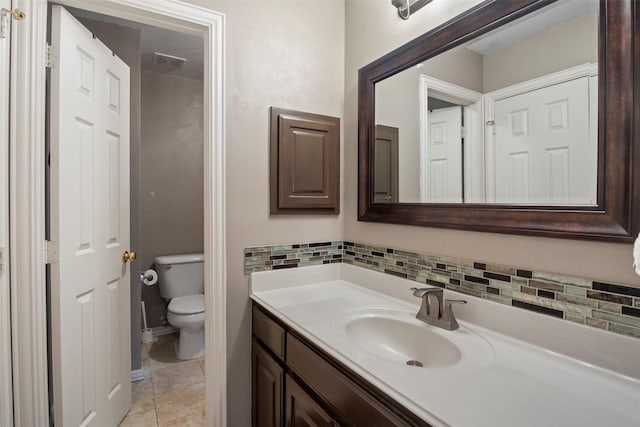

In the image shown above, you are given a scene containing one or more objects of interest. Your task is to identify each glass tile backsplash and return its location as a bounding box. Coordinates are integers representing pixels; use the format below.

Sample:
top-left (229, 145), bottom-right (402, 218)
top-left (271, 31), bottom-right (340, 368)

top-left (245, 241), bottom-right (640, 340)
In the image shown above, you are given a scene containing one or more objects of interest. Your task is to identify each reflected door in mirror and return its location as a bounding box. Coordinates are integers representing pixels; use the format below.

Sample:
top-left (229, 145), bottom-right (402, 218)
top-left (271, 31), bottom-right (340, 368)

top-left (491, 76), bottom-right (596, 205)
top-left (424, 106), bottom-right (463, 203)
top-left (374, 125), bottom-right (399, 203)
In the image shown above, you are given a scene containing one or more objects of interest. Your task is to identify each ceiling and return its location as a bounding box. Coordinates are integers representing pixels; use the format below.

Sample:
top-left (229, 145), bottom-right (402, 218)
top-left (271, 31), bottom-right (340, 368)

top-left (69, 7), bottom-right (204, 81)
top-left (465, 0), bottom-right (598, 55)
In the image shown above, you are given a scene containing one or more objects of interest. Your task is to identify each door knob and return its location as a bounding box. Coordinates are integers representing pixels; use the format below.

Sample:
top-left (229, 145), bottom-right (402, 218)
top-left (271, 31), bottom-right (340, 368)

top-left (122, 251), bottom-right (137, 263)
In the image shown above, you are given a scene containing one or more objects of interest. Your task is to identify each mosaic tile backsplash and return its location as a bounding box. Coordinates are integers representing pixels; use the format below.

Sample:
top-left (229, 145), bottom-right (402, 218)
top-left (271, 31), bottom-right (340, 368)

top-left (244, 241), bottom-right (640, 340)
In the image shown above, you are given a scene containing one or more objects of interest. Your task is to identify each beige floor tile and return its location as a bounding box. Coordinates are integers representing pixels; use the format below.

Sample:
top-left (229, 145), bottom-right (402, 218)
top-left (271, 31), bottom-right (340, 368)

top-left (152, 360), bottom-right (204, 392)
top-left (131, 333), bottom-right (205, 426)
top-left (130, 379), bottom-right (155, 416)
top-left (155, 384), bottom-right (205, 427)
top-left (130, 394), bottom-right (155, 417)
top-left (119, 409), bottom-right (158, 427)
top-left (147, 334), bottom-right (194, 371)
top-left (155, 381), bottom-right (205, 409)
top-left (132, 377), bottom-right (153, 402)
top-left (157, 411), bottom-right (204, 427)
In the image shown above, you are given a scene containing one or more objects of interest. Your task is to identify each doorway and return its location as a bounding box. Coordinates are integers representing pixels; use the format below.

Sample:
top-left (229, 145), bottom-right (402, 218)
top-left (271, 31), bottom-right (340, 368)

top-left (9, 1), bottom-right (226, 425)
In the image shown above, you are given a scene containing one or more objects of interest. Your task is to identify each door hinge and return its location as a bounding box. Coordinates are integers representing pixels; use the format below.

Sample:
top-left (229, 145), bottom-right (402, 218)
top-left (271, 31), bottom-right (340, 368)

top-left (45, 44), bottom-right (57, 68)
top-left (460, 126), bottom-right (466, 138)
top-left (0, 13), bottom-right (8, 39)
top-left (0, 247), bottom-right (5, 275)
top-left (45, 240), bottom-right (59, 264)
top-left (486, 120), bottom-right (496, 136)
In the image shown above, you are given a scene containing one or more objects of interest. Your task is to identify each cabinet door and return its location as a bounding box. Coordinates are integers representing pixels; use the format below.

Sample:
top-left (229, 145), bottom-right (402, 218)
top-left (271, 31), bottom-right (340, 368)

top-left (253, 340), bottom-right (283, 427)
top-left (285, 375), bottom-right (337, 427)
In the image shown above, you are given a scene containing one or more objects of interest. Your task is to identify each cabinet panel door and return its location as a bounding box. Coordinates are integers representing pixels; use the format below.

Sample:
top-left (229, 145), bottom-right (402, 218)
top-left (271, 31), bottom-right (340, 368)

top-left (285, 375), bottom-right (337, 427)
top-left (253, 340), bottom-right (283, 427)
top-left (270, 107), bottom-right (340, 214)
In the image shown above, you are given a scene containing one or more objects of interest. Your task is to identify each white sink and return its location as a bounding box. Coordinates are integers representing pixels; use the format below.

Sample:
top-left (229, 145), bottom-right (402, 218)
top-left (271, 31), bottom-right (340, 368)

top-left (337, 307), bottom-right (494, 369)
top-left (345, 316), bottom-right (462, 368)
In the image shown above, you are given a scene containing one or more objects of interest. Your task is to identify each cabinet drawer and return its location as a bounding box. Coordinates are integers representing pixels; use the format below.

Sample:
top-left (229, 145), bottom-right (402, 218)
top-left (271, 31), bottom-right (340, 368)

top-left (287, 334), bottom-right (416, 427)
top-left (253, 304), bottom-right (286, 360)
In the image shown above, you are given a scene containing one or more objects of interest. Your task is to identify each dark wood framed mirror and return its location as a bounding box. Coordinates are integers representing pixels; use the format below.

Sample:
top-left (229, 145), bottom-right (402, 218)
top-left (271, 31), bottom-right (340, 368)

top-left (358, 0), bottom-right (639, 242)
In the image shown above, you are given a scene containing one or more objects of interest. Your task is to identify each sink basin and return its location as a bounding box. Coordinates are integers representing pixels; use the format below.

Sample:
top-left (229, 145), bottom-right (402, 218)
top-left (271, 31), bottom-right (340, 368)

top-left (345, 316), bottom-right (462, 368)
top-left (337, 307), bottom-right (494, 369)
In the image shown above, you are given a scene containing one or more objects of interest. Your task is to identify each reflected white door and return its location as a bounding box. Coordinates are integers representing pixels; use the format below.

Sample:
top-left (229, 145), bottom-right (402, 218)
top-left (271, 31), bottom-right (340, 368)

top-left (424, 106), bottom-right (463, 203)
top-left (493, 76), bottom-right (595, 204)
top-left (50, 5), bottom-right (131, 426)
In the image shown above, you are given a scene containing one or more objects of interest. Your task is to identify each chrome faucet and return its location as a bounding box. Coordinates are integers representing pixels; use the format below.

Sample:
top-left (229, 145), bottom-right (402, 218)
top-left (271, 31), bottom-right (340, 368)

top-left (410, 287), bottom-right (467, 331)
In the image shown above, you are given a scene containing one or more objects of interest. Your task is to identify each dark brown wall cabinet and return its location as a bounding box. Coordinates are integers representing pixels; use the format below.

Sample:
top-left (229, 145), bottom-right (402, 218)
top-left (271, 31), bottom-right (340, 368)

top-left (373, 125), bottom-right (399, 204)
top-left (251, 304), bottom-right (431, 427)
top-left (270, 107), bottom-right (340, 214)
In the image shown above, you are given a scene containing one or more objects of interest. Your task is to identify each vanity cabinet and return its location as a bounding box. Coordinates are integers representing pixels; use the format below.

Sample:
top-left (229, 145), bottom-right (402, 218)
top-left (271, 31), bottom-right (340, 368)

top-left (252, 340), bottom-right (283, 427)
top-left (251, 303), bottom-right (431, 427)
top-left (285, 374), bottom-right (337, 427)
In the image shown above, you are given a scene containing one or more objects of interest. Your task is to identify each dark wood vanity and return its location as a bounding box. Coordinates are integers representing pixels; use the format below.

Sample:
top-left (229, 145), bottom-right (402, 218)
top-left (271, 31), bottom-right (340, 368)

top-left (251, 303), bottom-right (431, 427)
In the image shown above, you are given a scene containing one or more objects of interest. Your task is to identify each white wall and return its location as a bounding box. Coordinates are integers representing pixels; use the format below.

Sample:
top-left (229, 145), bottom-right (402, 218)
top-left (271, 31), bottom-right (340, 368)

top-left (344, 0), bottom-right (640, 306)
top-left (184, 1), bottom-right (345, 425)
top-left (483, 12), bottom-right (598, 92)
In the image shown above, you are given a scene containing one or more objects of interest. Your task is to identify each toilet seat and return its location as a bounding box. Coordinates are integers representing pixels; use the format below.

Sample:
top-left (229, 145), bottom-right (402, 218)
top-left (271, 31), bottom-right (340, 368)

top-left (168, 294), bottom-right (204, 315)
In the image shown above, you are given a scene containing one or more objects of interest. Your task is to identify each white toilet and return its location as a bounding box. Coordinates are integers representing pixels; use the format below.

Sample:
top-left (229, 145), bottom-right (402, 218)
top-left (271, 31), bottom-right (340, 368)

top-left (155, 253), bottom-right (205, 360)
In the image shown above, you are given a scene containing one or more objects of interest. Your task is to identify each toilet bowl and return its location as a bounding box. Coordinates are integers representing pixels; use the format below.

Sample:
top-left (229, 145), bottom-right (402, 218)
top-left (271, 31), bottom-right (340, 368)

top-left (167, 294), bottom-right (205, 360)
top-left (155, 254), bottom-right (205, 360)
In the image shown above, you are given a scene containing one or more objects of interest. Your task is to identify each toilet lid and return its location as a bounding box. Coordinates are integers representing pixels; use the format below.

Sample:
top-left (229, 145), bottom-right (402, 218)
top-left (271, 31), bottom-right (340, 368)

top-left (168, 294), bottom-right (205, 315)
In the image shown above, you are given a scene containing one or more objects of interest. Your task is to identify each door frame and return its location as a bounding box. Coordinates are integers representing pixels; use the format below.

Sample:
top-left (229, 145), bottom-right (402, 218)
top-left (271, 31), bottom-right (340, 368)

top-left (9, 1), bottom-right (226, 426)
top-left (483, 63), bottom-right (598, 203)
top-left (1, 1), bottom-right (14, 426)
top-left (419, 74), bottom-right (484, 202)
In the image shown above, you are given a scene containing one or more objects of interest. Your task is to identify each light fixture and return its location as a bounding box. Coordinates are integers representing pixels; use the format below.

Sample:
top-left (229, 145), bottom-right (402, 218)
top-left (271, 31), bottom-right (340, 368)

top-left (391, 0), bottom-right (434, 20)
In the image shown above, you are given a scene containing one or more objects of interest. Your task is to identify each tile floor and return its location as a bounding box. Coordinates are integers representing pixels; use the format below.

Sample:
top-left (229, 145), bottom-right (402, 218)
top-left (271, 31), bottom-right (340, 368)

top-left (119, 333), bottom-right (205, 427)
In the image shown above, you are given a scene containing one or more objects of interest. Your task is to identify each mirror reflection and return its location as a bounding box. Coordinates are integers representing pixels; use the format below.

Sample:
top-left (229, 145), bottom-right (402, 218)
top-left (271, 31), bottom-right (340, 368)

top-left (374, 0), bottom-right (598, 205)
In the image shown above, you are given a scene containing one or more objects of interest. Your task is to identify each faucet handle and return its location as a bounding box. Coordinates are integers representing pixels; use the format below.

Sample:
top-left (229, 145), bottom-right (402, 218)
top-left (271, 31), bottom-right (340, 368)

top-left (445, 299), bottom-right (467, 307)
top-left (442, 299), bottom-right (467, 330)
top-left (410, 287), bottom-right (443, 298)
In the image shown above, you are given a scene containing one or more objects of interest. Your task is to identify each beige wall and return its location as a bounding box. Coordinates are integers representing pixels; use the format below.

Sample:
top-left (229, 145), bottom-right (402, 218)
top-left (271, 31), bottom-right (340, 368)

top-left (344, 0), bottom-right (640, 306)
top-left (139, 71), bottom-right (205, 328)
top-left (142, 1), bottom-right (639, 426)
top-left (483, 12), bottom-right (598, 92)
top-left (184, 1), bottom-right (345, 425)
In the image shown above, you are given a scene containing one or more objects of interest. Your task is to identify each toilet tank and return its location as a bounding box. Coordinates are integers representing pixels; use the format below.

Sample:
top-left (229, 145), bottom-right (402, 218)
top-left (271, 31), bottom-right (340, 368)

top-left (154, 253), bottom-right (204, 299)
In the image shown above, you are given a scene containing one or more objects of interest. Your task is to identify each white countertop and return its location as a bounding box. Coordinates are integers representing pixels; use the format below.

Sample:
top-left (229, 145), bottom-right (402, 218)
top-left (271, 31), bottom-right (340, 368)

top-left (250, 263), bottom-right (640, 427)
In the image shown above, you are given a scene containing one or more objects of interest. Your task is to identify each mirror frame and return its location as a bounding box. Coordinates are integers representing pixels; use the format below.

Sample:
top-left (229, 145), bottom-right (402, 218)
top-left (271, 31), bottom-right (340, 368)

top-left (358, 0), bottom-right (639, 242)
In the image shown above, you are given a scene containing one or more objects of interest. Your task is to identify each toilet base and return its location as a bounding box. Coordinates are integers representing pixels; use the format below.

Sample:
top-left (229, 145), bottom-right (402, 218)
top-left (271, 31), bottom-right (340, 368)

top-left (175, 326), bottom-right (204, 360)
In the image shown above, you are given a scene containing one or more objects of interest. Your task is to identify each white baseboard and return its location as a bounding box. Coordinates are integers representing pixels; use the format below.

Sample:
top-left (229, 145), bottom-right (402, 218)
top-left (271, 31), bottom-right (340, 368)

top-left (131, 368), bottom-right (145, 382)
top-left (152, 325), bottom-right (178, 337)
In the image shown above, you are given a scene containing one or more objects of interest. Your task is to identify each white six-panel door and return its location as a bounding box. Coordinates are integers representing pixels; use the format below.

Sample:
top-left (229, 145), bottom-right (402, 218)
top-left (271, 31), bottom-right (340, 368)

top-left (424, 106), bottom-right (463, 203)
top-left (493, 76), bottom-right (595, 205)
top-left (0, 1), bottom-right (14, 426)
top-left (50, 5), bottom-right (131, 426)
